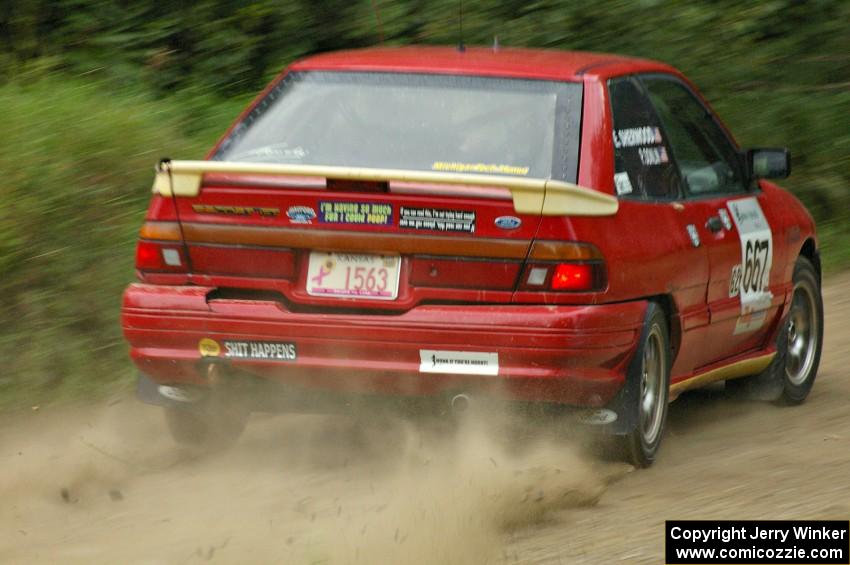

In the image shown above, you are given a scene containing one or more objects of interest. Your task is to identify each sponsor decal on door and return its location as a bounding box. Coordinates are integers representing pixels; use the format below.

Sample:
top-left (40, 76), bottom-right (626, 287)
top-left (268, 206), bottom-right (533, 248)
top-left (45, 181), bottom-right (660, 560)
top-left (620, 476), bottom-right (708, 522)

top-left (727, 197), bottom-right (773, 334)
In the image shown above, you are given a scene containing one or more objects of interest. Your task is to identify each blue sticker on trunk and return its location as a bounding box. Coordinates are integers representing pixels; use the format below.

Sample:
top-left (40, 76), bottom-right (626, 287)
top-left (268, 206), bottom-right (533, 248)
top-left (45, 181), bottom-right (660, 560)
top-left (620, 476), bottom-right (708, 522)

top-left (319, 201), bottom-right (393, 226)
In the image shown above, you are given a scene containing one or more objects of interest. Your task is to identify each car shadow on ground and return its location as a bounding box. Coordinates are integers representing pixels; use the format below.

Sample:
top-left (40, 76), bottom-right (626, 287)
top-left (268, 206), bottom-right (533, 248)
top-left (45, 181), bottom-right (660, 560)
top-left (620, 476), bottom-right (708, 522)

top-left (666, 383), bottom-right (767, 435)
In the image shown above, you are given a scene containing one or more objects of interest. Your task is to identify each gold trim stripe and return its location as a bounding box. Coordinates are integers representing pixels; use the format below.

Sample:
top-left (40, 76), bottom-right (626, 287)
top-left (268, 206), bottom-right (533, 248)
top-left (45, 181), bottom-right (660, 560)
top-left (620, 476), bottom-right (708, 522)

top-left (669, 353), bottom-right (776, 397)
top-left (152, 160), bottom-right (619, 217)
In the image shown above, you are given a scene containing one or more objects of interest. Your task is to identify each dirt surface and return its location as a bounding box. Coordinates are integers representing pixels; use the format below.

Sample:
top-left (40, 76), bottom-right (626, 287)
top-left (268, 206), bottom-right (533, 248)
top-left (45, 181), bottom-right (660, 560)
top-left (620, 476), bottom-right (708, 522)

top-left (2, 273), bottom-right (849, 564)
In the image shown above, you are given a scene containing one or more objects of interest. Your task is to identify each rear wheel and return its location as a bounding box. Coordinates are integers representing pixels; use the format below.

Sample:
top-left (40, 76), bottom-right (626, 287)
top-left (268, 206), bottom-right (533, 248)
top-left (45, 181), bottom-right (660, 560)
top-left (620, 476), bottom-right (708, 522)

top-left (619, 302), bottom-right (671, 468)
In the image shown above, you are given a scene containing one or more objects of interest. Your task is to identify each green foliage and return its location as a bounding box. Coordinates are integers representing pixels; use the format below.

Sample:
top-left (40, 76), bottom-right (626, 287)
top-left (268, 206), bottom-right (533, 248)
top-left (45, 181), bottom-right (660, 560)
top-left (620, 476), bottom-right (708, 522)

top-left (0, 78), bottom-right (238, 404)
top-left (0, 1), bottom-right (847, 405)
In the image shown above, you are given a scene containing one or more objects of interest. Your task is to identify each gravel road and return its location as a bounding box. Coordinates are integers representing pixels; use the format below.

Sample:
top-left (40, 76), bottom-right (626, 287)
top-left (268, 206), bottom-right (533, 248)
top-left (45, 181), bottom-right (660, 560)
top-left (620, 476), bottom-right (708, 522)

top-left (2, 273), bottom-right (848, 564)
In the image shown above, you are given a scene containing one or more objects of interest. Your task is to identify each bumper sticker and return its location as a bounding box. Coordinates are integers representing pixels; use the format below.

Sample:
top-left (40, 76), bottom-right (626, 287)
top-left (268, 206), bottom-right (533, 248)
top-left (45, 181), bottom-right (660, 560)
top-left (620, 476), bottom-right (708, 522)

top-left (224, 341), bottom-right (297, 361)
top-left (198, 338), bottom-right (221, 357)
top-left (419, 350), bottom-right (498, 376)
top-left (400, 207), bottom-right (476, 233)
top-left (286, 205), bottom-right (316, 224)
top-left (319, 201), bottom-right (392, 226)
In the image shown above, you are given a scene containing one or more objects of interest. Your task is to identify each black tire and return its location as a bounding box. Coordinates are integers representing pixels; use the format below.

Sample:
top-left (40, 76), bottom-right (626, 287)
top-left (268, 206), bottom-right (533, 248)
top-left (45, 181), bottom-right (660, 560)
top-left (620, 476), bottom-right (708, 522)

top-left (164, 397), bottom-right (248, 450)
top-left (778, 257), bottom-right (823, 404)
top-left (619, 302), bottom-right (672, 468)
top-left (726, 256), bottom-right (823, 404)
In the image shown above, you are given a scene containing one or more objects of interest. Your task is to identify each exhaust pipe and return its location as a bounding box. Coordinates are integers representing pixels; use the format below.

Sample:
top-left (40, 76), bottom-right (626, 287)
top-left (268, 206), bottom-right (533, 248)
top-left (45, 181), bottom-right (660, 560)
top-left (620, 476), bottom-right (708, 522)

top-left (203, 361), bottom-right (225, 387)
top-left (450, 393), bottom-right (471, 414)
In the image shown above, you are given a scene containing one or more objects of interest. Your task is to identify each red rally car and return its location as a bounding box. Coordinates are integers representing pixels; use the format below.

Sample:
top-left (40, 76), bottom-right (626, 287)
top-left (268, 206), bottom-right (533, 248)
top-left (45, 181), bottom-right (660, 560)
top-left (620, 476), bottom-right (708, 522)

top-left (122, 47), bottom-right (824, 466)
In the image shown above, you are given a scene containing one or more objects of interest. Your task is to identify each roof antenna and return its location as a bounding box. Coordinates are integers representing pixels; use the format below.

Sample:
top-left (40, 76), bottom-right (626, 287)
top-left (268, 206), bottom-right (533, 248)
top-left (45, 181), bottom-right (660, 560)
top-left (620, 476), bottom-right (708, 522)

top-left (371, 0), bottom-right (385, 44)
top-left (457, 0), bottom-right (465, 52)
top-left (493, 35), bottom-right (499, 51)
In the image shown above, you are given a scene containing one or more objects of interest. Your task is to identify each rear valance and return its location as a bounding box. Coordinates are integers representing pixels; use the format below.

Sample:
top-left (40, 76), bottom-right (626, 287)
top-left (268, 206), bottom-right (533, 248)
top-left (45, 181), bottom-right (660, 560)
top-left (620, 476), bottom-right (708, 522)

top-left (152, 160), bottom-right (618, 217)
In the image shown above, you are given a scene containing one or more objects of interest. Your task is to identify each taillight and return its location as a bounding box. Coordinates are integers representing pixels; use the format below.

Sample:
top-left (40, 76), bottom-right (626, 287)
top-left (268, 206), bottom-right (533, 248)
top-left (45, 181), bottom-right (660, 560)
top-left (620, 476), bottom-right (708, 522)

top-left (519, 240), bottom-right (607, 292)
top-left (551, 263), bottom-right (594, 290)
top-left (135, 240), bottom-right (187, 272)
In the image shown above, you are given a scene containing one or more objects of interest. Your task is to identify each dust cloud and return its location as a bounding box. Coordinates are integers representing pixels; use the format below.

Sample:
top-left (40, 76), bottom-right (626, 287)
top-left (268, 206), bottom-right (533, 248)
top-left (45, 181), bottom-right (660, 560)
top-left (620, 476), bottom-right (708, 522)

top-left (0, 398), bottom-right (626, 564)
top-left (5, 272), bottom-right (850, 563)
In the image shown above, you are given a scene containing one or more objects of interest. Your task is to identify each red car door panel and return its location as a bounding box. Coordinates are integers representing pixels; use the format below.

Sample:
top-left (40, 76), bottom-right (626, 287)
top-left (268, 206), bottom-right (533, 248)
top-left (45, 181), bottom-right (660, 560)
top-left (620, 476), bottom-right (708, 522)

top-left (640, 75), bottom-right (783, 368)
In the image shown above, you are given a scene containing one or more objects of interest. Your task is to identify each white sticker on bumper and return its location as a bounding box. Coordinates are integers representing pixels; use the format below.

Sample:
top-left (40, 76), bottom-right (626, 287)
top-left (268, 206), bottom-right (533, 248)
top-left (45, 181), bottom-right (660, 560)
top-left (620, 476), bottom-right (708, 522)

top-left (419, 350), bottom-right (499, 376)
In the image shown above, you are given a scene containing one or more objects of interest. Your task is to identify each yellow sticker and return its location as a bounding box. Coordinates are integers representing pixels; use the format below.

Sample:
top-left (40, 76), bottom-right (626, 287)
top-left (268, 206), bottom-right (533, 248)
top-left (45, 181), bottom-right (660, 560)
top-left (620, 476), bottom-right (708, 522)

top-left (198, 338), bottom-right (221, 357)
top-left (431, 161), bottom-right (530, 176)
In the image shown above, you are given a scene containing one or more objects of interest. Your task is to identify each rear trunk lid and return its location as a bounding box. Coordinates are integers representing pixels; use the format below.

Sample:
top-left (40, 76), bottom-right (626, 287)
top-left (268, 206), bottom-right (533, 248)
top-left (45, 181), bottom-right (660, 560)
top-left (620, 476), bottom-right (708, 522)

top-left (146, 71), bottom-right (614, 310)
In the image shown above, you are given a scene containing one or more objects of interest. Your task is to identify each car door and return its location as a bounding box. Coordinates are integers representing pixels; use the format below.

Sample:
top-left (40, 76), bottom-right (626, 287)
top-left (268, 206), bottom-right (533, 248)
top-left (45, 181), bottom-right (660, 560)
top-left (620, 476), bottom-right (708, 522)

top-left (607, 76), bottom-right (713, 377)
top-left (640, 75), bottom-right (782, 366)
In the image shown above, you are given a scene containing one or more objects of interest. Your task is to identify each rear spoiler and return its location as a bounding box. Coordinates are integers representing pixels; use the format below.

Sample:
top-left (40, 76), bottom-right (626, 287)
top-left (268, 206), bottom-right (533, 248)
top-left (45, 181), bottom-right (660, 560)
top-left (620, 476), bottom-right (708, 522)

top-left (152, 160), bottom-right (618, 217)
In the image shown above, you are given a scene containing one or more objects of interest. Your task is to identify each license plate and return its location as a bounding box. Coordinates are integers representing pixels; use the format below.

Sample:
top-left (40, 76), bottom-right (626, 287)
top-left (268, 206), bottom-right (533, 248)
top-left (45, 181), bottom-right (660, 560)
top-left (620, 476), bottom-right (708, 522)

top-left (306, 252), bottom-right (401, 300)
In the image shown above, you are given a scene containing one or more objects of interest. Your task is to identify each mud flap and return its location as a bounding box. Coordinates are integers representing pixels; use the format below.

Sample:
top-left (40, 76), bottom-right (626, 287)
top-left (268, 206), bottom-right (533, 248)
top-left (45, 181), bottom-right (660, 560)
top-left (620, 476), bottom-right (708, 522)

top-left (595, 363), bottom-right (641, 436)
top-left (594, 301), bottom-right (652, 436)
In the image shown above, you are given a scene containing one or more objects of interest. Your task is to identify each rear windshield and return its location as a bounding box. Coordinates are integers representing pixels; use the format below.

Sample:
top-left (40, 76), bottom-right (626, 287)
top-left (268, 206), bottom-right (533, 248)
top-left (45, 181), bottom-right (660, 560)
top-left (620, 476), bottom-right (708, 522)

top-left (213, 72), bottom-right (583, 182)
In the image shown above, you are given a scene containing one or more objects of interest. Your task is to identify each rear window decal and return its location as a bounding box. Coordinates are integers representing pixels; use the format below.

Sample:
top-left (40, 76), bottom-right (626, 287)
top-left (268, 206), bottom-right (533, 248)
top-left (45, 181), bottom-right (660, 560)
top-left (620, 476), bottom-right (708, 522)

top-left (638, 146), bottom-right (670, 166)
top-left (318, 201), bottom-right (392, 226)
top-left (614, 172), bottom-right (634, 195)
top-left (399, 207), bottom-right (476, 233)
top-left (419, 350), bottom-right (499, 376)
top-left (431, 161), bottom-right (530, 176)
top-left (613, 126), bottom-right (662, 149)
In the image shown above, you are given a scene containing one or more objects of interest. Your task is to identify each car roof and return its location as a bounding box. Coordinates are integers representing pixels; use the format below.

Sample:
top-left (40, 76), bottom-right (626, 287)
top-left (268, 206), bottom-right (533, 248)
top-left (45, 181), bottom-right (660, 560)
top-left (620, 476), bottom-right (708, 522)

top-left (289, 46), bottom-right (677, 82)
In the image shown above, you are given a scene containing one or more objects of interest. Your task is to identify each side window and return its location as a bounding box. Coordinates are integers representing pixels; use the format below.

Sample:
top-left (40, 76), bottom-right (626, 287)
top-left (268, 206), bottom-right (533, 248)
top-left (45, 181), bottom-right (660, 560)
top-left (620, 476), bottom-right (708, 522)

top-left (608, 77), bottom-right (682, 200)
top-left (642, 77), bottom-right (746, 197)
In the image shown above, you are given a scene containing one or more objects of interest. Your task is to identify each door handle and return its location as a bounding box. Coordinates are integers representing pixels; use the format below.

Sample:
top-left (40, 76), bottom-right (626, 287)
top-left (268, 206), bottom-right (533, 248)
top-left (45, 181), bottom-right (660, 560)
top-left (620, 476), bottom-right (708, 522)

top-left (706, 215), bottom-right (724, 233)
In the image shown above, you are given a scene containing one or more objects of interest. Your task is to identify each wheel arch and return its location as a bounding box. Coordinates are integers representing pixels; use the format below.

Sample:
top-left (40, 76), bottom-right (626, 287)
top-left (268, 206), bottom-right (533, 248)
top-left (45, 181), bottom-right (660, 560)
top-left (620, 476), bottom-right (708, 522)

top-left (799, 238), bottom-right (821, 286)
top-left (648, 294), bottom-right (680, 368)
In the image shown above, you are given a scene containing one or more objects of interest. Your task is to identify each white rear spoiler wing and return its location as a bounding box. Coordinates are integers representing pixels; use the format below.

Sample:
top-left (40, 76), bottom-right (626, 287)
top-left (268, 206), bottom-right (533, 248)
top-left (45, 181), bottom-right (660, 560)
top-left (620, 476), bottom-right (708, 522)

top-left (152, 160), bottom-right (618, 217)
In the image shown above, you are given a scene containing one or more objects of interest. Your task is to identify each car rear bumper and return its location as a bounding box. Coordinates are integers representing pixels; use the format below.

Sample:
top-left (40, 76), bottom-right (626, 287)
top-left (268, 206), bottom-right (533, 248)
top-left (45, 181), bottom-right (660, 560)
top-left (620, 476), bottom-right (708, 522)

top-left (121, 284), bottom-right (647, 407)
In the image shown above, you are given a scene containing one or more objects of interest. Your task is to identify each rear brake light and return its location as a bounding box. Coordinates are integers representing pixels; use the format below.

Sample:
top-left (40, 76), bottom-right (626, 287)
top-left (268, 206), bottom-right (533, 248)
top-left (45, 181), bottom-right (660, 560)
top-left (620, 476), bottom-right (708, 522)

top-left (520, 262), bottom-right (605, 292)
top-left (135, 240), bottom-right (187, 272)
top-left (551, 263), bottom-right (593, 290)
top-left (520, 240), bottom-right (606, 292)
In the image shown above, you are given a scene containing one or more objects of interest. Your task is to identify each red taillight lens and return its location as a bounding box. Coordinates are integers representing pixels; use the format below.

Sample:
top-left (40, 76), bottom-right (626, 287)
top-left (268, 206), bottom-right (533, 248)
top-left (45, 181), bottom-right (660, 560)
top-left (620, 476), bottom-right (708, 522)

top-left (551, 263), bottom-right (594, 290)
top-left (519, 261), bottom-right (606, 292)
top-left (135, 240), bottom-right (186, 272)
top-left (520, 240), bottom-right (606, 292)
